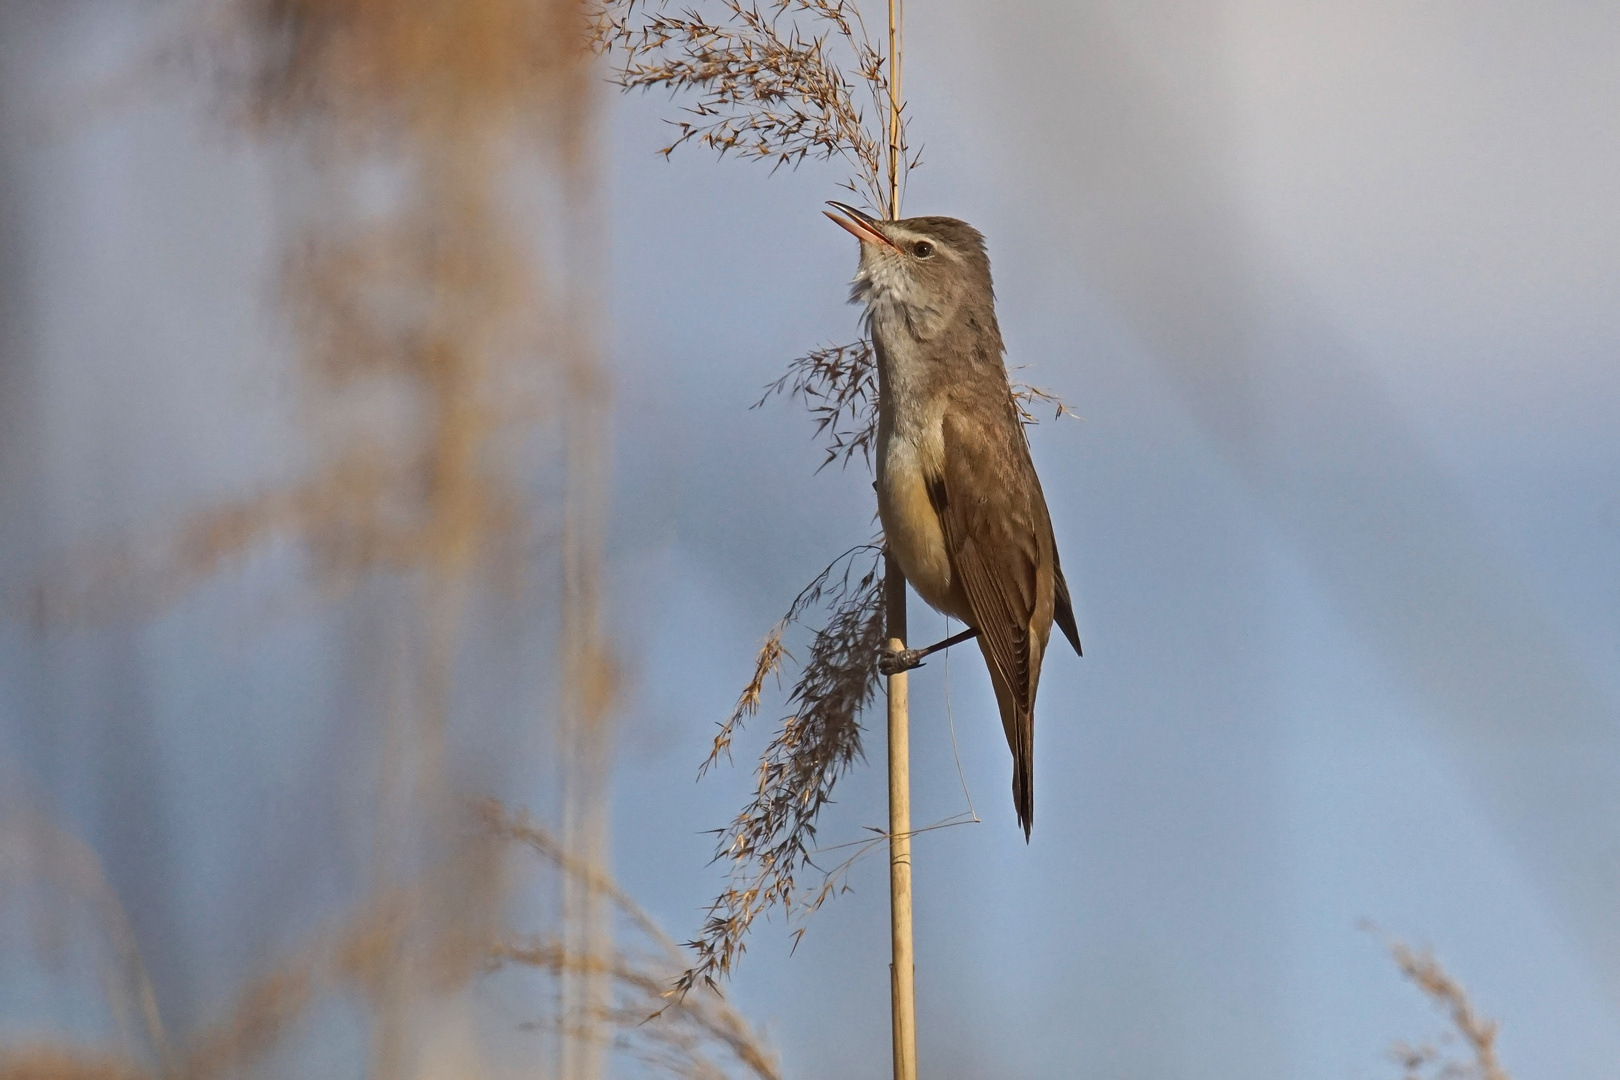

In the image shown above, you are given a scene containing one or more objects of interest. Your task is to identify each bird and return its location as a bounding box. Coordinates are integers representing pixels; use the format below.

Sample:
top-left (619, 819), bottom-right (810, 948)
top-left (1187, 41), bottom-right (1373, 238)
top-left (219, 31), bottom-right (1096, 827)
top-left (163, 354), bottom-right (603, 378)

top-left (824, 201), bottom-right (1083, 841)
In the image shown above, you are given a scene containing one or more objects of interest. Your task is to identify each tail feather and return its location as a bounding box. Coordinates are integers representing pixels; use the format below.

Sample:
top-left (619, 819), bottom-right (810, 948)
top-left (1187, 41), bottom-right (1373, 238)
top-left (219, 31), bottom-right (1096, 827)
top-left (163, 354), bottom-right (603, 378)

top-left (1012, 733), bottom-right (1034, 841)
top-left (981, 635), bottom-right (1039, 841)
top-left (981, 654), bottom-right (1032, 841)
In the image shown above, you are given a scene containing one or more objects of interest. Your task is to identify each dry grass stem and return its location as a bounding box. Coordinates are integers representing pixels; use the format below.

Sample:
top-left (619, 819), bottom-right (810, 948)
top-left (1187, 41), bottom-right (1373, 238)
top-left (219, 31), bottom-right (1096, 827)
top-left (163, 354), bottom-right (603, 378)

top-left (209, 10), bottom-right (605, 1075)
top-left (0, 807), bottom-right (169, 1065)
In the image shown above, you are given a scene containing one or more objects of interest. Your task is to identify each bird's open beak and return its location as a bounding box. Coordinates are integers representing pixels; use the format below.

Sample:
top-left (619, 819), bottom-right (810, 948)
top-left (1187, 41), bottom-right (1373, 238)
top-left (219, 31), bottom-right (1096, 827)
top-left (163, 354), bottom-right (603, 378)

top-left (824, 201), bottom-right (898, 250)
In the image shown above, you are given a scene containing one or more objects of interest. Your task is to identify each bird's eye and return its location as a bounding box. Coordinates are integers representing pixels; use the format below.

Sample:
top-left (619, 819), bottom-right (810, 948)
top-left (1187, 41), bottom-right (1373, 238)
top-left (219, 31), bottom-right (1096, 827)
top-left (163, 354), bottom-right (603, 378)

top-left (912, 241), bottom-right (935, 258)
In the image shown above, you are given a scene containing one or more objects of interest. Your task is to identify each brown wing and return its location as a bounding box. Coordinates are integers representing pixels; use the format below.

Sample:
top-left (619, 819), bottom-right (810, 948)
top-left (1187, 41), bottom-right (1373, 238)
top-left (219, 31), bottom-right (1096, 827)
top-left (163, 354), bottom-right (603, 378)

top-left (927, 401), bottom-right (1056, 837)
top-left (1053, 557), bottom-right (1083, 657)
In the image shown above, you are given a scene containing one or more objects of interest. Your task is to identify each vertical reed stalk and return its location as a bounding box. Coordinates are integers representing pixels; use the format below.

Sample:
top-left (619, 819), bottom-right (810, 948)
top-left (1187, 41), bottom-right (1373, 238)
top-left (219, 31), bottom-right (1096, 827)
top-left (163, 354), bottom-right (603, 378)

top-left (884, 5), bottom-right (916, 1078)
top-left (886, 0), bottom-right (902, 219)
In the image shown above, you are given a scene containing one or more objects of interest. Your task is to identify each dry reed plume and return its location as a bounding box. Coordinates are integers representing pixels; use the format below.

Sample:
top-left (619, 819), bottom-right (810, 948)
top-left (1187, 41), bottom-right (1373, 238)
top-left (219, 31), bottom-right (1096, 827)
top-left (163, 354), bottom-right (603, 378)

top-left (680, 544), bottom-right (884, 991)
top-left (593, 0), bottom-right (906, 214)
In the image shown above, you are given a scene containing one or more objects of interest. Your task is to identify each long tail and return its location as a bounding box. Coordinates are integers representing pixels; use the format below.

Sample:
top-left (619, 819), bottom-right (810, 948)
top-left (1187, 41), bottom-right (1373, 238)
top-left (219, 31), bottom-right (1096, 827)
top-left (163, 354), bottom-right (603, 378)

top-left (991, 671), bottom-right (1035, 841)
top-left (1011, 714), bottom-right (1034, 841)
top-left (980, 633), bottom-right (1038, 841)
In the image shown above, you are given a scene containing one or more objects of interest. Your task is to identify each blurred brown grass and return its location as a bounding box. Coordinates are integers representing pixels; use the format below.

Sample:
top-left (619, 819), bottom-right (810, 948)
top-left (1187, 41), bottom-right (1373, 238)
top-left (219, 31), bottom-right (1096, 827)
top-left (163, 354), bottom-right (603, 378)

top-left (211, 5), bottom-right (607, 1073)
top-left (481, 802), bottom-right (780, 1080)
top-left (0, 1048), bottom-right (148, 1080)
top-left (4, 0), bottom-right (778, 1077)
top-left (1376, 931), bottom-right (1513, 1080)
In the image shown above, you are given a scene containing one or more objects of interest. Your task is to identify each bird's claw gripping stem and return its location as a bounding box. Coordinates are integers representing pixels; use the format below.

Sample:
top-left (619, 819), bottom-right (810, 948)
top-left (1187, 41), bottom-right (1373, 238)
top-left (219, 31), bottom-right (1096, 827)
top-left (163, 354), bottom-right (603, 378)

top-left (879, 647), bottom-right (926, 677)
top-left (878, 626), bottom-right (980, 677)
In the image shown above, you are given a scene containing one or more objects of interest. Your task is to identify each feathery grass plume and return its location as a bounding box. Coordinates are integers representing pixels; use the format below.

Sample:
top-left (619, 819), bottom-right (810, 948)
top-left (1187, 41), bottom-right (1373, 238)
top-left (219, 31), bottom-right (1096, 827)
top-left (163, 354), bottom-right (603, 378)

top-left (1377, 933), bottom-right (1512, 1080)
top-left (757, 339), bottom-right (879, 470)
top-left (592, 0), bottom-right (905, 213)
top-left (481, 801), bottom-right (781, 1080)
top-left (0, 795), bottom-right (497, 1079)
top-left (677, 544), bottom-right (884, 993)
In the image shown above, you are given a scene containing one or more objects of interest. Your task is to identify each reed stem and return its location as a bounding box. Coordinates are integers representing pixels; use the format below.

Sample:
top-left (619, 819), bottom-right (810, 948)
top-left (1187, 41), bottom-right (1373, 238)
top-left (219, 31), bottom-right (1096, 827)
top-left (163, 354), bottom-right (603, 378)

top-left (884, 545), bottom-right (916, 1080)
top-left (886, 0), bottom-right (902, 219)
top-left (885, 5), bottom-right (916, 1077)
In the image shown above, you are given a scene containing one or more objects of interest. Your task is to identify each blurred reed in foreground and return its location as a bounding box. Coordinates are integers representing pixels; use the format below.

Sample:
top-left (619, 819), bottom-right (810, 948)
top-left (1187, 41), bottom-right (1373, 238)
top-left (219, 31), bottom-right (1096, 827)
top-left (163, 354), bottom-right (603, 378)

top-left (3, 1), bottom-right (775, 1076)
top-left (1382, 936), bottom-right (1513, 1080)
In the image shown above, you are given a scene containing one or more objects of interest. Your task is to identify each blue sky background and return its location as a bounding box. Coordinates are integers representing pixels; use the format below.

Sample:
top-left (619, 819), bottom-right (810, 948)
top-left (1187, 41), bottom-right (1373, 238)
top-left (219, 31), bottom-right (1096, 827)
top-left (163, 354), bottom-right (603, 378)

top-left (3, 0), bottom-right (1619, 1077)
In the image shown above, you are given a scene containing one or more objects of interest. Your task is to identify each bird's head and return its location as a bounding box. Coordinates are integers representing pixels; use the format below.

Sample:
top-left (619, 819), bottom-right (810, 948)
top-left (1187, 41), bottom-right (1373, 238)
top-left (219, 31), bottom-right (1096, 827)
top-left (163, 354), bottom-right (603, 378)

top-left (824, 202), bottom-right (993, 341)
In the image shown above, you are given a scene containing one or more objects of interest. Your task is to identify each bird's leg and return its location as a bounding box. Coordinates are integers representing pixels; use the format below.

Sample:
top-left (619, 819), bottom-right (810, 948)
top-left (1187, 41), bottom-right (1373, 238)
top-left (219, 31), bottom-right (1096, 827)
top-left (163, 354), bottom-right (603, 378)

top-left (878, 626), bottom-right (979, 676)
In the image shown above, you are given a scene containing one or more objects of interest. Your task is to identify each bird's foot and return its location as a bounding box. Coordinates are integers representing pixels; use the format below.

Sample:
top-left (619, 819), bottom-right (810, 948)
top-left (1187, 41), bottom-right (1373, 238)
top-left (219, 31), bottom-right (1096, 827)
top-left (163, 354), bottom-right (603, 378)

top-left (878, 646), bottom-right (926, 677)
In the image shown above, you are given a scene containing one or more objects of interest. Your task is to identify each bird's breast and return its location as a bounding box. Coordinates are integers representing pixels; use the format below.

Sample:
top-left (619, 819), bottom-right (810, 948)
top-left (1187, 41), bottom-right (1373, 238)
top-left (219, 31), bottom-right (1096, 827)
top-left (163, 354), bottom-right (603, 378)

top-left (877, 403), bottom-right (969, 623)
